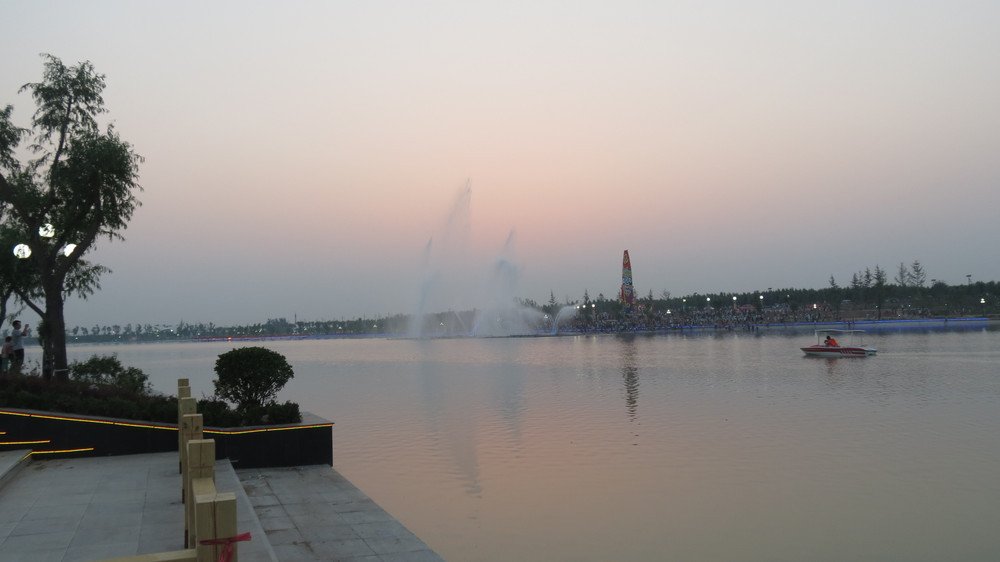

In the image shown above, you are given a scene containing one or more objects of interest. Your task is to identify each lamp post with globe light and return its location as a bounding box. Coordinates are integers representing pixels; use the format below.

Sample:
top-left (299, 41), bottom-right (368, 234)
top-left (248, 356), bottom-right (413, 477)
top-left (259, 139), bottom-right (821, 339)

top-left (13, 244), bottom-right (31, 259)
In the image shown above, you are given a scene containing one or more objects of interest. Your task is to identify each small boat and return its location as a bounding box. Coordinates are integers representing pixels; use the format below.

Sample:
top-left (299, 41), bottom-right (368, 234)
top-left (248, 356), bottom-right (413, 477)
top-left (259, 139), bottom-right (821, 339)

top-left (801, 329), bottom-right (877, 357)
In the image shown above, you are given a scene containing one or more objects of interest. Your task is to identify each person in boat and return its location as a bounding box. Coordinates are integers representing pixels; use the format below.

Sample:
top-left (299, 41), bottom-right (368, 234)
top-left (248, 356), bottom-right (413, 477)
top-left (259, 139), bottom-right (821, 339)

top-left (825, 335), bottom-right (839, 346)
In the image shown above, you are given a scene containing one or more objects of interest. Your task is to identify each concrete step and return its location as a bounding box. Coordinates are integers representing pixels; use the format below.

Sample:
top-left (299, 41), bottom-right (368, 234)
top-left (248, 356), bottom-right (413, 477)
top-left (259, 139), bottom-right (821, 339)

top-left (0, 449), bottom-right (32, 493)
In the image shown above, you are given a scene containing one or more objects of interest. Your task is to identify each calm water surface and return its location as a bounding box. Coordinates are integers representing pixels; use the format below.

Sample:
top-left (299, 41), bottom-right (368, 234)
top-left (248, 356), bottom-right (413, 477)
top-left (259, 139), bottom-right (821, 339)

top-left (67, 327), bottom-right (1000, 561)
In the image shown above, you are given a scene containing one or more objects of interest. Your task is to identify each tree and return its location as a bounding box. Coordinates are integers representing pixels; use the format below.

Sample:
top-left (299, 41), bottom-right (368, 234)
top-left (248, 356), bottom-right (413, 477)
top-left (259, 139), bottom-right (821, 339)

top-left (214, 347), bottom-right (294, 411)
top-left (0, 226), bottom-right (22, 332)
top-left (909, 260), bottom-right (926, 287)
top-left (0, 55), bottom-right (142, 379)
top-left (874, 265), bottom-right (887, 319)
top-left (895, 262), bottom-right (910, 287)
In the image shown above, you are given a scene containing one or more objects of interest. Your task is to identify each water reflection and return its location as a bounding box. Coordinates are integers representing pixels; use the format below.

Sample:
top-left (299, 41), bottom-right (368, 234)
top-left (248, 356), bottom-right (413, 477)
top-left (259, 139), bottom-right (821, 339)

top-left (489, 342), bottom-right (527, 437)
top-left (618, 336), bottom-right (640, 426)
top-left (415, 341), bottom-right (484, 497)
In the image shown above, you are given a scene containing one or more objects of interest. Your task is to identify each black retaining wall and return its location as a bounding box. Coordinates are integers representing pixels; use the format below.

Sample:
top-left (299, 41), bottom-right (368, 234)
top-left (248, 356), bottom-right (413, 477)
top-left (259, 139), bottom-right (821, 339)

top-left (0, 408), bottom-right (332, 468)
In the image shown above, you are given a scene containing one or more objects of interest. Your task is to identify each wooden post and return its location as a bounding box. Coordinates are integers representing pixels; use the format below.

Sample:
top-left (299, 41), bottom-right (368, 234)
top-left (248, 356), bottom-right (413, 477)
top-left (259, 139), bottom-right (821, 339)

top-left (178, 397), bottom-right (197, 474)
top-left (185, 439), bottom-right (215, 548)
top-left (195, 492), bottom-right (238, 562)
top-left (180, 413), bottom-right (203, 502)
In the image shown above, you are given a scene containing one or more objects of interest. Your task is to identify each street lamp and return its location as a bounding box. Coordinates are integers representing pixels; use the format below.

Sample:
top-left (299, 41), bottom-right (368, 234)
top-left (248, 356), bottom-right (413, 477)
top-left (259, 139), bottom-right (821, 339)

top-left (13, 244), bottom-right (31, 259)
top-left (15, 223), bottom-right (76, 259)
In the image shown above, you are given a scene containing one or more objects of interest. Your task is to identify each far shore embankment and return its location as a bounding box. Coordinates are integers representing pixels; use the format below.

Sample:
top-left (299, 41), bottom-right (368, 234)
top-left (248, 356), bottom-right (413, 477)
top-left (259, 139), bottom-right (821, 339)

top-left (52, 316), bottom-right (994, 346)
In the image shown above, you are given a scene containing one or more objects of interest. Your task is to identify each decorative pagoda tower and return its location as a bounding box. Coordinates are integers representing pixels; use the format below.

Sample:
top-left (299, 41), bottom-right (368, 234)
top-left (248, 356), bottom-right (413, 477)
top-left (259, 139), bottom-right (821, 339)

top-left (620, 250), bottom-right (636, 308)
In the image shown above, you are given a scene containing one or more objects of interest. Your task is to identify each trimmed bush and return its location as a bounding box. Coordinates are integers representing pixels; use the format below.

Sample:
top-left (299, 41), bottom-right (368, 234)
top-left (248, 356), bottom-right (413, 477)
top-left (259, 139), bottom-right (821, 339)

top-left (213, 347), bottom-right (294, 411)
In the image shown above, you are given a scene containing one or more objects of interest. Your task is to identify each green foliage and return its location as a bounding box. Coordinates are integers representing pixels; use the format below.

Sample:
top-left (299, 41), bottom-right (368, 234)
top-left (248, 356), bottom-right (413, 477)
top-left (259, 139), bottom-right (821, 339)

top-left (69, 354), bottom-right (150, 395)
top-left (213, 347), bottom-right (294, 411)
top-left (197, 397), bottom-right (243, 427)
top-left (266, 401), bottom-right (301, 425)
top-left (0, 372), bottom-right (177, 423)
top-left (0, 371), bottom-right (299, 427)
top-left (0, 54), bottom-right (143, 378)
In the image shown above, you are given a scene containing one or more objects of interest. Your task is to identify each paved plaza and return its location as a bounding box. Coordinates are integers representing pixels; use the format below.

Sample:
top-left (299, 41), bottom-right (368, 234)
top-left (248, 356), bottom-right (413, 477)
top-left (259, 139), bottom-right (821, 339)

top-left (0, 450), bottom-right (441, 562)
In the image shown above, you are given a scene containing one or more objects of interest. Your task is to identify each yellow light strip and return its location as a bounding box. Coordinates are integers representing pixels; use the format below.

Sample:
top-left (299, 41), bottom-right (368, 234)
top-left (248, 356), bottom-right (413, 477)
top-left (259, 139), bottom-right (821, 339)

top-left (0, 440), bottom-right (51, 445)
top-left (19, 451), bottom-right (31, 462)
top-left (30, 447), bottom-right (95, 455)
top-left (0, 409), bottom-right (174, 431)
top-left (205, 423), bottom-right (334, 436)
top-left (0, 409), bottom-right (332, 434)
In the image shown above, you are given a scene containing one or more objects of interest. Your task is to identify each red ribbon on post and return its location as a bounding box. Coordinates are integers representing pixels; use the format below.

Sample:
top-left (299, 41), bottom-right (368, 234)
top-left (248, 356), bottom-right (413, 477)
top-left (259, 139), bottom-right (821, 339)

top-left (199, 532), bottom-right (251, 562)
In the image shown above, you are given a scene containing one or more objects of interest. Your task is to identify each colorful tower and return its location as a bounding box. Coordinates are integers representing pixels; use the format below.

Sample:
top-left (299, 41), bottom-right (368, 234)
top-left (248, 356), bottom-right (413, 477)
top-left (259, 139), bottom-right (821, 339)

top-left (620, 250), bottom-right (635, 307)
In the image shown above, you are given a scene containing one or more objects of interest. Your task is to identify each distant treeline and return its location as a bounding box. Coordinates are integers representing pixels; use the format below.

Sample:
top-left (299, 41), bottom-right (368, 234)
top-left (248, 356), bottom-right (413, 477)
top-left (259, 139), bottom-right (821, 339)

top-left (63, 275), bottom-right (996, 343)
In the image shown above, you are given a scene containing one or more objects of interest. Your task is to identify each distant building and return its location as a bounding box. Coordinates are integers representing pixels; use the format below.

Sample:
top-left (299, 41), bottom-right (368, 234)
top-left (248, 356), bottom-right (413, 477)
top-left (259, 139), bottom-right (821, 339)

top-left (620, 250), bottom-right (636, 308)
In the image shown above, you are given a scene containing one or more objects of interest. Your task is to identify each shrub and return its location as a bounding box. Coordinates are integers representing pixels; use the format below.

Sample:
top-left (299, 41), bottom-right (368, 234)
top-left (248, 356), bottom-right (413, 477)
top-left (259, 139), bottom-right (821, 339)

top-left (0, 352), bottom-right (302, 427)
top-left (213, 347), bottom-right (294, 411)
top-left (70, 354), bottom-right (151, 395)
top-left (197, 398), bottom-right (242, 427)
top-left (0, 372), bottom-right (177, 423)
top-left (266, 401), bottom-right (301, 424)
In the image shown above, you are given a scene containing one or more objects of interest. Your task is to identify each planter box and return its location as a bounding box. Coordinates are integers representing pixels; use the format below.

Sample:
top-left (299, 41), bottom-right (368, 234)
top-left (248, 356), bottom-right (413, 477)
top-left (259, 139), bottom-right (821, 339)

top-left (0, 407), bottom-right (332, 468)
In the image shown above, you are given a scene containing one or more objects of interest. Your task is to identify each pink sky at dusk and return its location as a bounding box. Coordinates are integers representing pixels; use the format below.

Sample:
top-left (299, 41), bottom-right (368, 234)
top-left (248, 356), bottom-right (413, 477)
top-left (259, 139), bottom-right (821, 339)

top-left (2, 1), bottom-right (999, 327)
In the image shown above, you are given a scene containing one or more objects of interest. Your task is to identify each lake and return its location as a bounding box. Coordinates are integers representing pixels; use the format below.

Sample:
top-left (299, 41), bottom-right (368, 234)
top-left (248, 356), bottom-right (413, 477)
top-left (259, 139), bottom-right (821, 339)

top-left (64, 326), bottom-right (1000, 561)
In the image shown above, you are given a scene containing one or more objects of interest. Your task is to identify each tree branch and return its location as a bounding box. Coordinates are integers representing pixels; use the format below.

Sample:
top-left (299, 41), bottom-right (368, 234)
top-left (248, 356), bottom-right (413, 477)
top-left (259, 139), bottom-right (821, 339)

top-left (12, 288), bottom-right (43, 318)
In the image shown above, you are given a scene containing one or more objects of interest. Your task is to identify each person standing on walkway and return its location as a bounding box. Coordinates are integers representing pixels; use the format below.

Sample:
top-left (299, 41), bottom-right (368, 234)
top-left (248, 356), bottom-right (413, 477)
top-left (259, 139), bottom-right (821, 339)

top-left (9, 320), bottom-right (29, 372)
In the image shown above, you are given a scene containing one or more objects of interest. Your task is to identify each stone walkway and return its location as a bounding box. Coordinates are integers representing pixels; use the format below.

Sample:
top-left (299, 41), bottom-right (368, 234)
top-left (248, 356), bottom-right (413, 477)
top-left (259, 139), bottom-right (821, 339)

top-left (0, 451), bottom-right (441, 561)
top-left (238, 465), bottom-right (442, 562)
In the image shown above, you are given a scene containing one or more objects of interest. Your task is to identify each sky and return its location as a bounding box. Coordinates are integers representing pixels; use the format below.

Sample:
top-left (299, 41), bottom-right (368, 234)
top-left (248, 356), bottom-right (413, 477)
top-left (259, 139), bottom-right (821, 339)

top-left (2, 1), bottom-right (999, 328)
